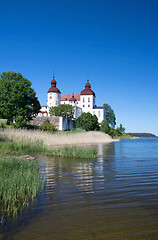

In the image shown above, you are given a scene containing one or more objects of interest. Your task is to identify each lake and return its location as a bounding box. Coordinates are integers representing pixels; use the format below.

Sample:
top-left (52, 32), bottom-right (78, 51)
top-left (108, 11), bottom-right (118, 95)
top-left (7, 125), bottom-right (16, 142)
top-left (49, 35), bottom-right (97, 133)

top-left (1, 138), bottom-right (158, 240)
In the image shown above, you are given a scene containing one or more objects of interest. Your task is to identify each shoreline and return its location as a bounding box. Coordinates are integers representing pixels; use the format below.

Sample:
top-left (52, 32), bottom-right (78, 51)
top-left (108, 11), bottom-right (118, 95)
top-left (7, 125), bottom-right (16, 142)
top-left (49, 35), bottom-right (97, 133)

top-left (0, 129), bottom-right (117, 146)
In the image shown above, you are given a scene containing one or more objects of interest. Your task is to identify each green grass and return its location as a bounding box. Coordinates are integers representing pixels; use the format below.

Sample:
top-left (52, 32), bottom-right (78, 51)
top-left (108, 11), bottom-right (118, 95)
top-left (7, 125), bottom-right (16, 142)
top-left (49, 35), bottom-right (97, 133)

top-left (0, 140), bottom-right (45, 155)
top-left (58, 129), bottom-right (85, 134)
top-left (117, 133), bottom-right (134, 139)
top-left (0, 119), bottom-right (7, 124)
top-left (0, 139), bottom-right (98, 159)
top-left (46, 146), bottom-right (98, 159)
top-left (0, 157), bottom-right (42, 220)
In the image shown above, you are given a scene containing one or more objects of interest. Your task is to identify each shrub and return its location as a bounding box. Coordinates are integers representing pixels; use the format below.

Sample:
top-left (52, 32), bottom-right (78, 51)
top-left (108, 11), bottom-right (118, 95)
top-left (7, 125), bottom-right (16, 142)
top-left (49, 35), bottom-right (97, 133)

top-left (14, 116), bottom-right (27, 129)
top-left (39, 119), bottom-right (56, 132)
top-left (0, 122), bottom-right (7, 129)
top-left (77, 112), bottom-right (99, 131)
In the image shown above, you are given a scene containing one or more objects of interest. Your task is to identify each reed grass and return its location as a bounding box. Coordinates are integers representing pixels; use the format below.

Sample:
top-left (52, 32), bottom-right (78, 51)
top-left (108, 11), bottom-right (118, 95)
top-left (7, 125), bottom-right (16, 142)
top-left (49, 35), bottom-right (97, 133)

top-left (0, 140), bottom-right (97, 159)
top-left (46, 146), bottom-right (98, 159)
top-left (0, 140), bottom-right (45, 155)
top-left (0, 157), bottom-right (42, 219)
top-left (0, 129), bottom-right (99, 159)
top-left (0, 128), bottom-right (113, 146)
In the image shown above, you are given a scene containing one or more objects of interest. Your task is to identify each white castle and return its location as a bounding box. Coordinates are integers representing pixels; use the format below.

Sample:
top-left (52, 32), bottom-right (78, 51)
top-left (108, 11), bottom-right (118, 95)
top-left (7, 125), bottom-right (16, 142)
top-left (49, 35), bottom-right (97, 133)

top-left (38, 76), bottom-right (106, 123)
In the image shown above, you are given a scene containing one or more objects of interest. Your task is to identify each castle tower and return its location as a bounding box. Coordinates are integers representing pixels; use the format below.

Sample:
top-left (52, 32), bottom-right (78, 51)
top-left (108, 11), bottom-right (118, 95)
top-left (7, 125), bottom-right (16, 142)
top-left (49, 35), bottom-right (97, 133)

top-left (80, 79), bottom-right (95, 112)
top-left (47, 76), bottom-right (61, 108)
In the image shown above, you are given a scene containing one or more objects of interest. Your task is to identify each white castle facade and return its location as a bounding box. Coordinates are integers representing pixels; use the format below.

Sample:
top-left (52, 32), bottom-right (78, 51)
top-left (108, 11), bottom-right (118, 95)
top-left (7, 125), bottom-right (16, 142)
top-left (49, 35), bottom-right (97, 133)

top-left (38, 76), bottom-right (106, 123)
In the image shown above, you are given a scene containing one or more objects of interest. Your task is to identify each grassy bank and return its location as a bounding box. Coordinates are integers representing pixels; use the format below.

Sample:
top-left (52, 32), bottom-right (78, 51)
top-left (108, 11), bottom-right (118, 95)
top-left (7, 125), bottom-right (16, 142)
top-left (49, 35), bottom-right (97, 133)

top-left (0, 129), bottom-right (98, 159)
top-left (0, 157), bottom-right (42, 219)
top-left (0, 128), bottom-right (113, 146)
top-left (0, 140), bottom-right (97, 159)
top-left (0, 140), bottom-right (45, 155)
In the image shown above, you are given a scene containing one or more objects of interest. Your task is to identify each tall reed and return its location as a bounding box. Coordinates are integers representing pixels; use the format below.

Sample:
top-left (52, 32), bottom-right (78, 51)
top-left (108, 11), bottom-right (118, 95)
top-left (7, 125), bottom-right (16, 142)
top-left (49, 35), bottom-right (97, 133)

top-left (0, 129), bottom-right (99, 159)
top-left (46, 146), bottom-right (98, 159)
top-left (0, 157), bottom-right (42, 219)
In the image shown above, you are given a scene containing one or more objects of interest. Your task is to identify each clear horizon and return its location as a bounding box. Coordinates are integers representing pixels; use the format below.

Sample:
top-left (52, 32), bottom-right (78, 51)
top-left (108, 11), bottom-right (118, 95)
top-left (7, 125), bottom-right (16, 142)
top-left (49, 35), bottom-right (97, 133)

top-left (0, 0), bottom-right (158, 135)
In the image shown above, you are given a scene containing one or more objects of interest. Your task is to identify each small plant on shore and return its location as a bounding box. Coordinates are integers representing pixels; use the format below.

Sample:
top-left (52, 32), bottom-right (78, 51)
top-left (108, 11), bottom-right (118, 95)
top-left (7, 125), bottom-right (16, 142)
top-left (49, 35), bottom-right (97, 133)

top-left (39, 119), bottom-right (57, 132)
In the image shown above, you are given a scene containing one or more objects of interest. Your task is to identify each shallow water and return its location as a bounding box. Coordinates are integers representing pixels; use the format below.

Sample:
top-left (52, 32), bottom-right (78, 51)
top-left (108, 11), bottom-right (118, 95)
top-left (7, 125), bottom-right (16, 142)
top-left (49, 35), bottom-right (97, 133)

top-left (1, 138), bottom-right (158, 239)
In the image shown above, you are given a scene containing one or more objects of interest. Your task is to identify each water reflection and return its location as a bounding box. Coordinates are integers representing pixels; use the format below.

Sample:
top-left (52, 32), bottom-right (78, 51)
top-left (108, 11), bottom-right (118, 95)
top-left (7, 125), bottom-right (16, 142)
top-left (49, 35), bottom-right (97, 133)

top-left (44, 143), bottom-right (116, 197)
top-left (4, 139), bottom-right (158, 240)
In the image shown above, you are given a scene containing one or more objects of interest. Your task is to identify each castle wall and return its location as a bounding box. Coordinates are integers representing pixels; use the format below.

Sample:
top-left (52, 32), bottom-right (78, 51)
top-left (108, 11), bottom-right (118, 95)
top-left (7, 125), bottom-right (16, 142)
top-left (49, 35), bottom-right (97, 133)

top-left (31, 116), bottom-right (76, 130)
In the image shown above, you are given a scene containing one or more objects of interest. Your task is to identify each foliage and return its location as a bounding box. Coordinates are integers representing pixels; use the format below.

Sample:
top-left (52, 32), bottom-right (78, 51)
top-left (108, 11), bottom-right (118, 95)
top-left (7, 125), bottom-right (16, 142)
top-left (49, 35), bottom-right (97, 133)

top-left (47, 146), bottom-right (98, 159)
top-left (0, 119), bottom-right (7, 129)
top-left (0, 138), bottom-right (97, 159)
top-left (0, 122), bottom-right (7, 129)
top-left (131, 133), bottom-right (156, 137)
top-left (0, 71), bottom-right (40, 123)
top-left (100, 120), bottom-right (110, 134)
top-left (118, 124), bottom-right (125, 133)
top-left (119, 133), bottom-right (134, 139)
top-left (0, 140), bottom-right (45, 155)
top-left (14, 116), bottom-right (28, 129)
top-left (103, 103), bottom-right (116, 128)
top-left (0, 157), bottom-right (42, 219)
top-left (49, 104), bottom-right (74, 119)
top-left (100, 121), bottom-right (126, 138)
top-left (77, 112), bottom-right (99, 131)
top-left (65, 129), bottom-right (86, 134)
top-left (39, 119), bottom-right (57, 132)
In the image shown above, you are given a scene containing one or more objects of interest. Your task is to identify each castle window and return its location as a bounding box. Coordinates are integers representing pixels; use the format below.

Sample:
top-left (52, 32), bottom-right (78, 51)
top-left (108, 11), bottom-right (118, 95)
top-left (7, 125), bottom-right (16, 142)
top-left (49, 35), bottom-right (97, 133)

top-left (83, 105), bottom-right (85, 107)
top-left (88, 105), bottom-right (90, 107)
top-left (88, 97), bottom-right (90, 102)
top-left (98, 111), bottom-right (100, 117)
top-left (83, 97), bottom-right (85, 103)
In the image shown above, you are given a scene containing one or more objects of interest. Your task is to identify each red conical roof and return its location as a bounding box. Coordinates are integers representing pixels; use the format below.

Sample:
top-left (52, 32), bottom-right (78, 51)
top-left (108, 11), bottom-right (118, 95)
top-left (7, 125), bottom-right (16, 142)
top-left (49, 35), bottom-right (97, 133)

top-left (80, 79), bottom-right (95, 96)
top-left (48, 76), bottom-right (61, 93)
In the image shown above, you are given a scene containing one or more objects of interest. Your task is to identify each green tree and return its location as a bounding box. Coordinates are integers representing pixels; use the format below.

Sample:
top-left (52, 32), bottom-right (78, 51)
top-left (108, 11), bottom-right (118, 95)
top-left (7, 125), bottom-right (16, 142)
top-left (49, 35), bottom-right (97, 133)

top-left (77, 112), bottom-right (99, 131)
top-left (0, 71), bottom-right (40, 124)
top-left (100, 120), bottom-right (110, 134)
top-left (103, 103), bottom-right (116, 128)
top-left (115, 124), bottom-right (125, 137)
top-left (119, 124), bottom-right (125, 133)
top-left (49, 104), bottom-right (73, 119)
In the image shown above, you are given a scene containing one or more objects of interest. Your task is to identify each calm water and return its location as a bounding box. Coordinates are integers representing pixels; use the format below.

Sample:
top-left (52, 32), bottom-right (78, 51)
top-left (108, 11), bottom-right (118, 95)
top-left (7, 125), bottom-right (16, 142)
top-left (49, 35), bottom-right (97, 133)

top-left (1, 138), bottom-right (158, 240)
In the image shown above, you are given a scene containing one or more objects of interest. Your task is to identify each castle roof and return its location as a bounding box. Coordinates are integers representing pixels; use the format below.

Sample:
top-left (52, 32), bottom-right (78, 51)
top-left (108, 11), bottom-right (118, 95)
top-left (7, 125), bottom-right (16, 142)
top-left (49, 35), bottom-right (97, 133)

top-left (80, 80), bottom-right (95, 96)
top-left (48, 76), bottom-right (61, 93)
top-left (69, 94), bottom-right (77, 101)
top-left (61, 94), bottom-right (80, 101)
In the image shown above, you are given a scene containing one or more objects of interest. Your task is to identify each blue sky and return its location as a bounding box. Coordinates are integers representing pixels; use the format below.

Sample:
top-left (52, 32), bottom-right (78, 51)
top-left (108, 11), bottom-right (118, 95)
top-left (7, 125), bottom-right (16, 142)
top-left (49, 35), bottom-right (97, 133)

top-left (0, 0), bottom-right (158, 135)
